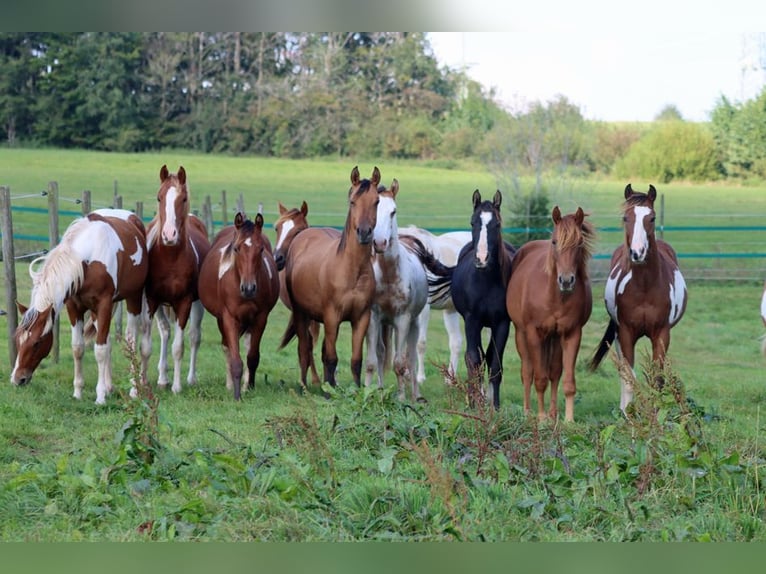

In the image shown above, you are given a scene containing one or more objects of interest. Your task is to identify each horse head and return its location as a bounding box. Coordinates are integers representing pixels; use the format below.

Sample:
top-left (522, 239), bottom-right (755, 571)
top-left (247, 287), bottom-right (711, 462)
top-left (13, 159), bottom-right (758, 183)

top-left (373, 178), bottom-right (399, 254)
top-left (470, 189), bottom-right (503, 269)
top-left (11, 302), bottom-right (55, 386)
top-left (274, 200), bottom-right (309, 271)
top-left (623, 183), bottom-right (658, 264)
top-left (232, 211), bottom-right (270, 299)
top-left (346, 166), bottom-right (380, 247)
top-left (157, 164), bottom-right (189, 246)
top-left (550, 206), bottom-right (593, 293)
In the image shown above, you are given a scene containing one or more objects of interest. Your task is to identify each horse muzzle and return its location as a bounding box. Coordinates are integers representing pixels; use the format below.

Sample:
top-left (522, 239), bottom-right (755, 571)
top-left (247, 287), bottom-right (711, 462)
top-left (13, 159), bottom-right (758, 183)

top-left (11, 369), bottom-right (32, 386)
top-left (274, 253), bottom-right (286, 271)
top-left (357, 227), bottom-right (373, 245)
top-left (240, 283), bottom-right (257, 299)
top-left (558, 273), bottom-right (576, 293)
top-left (473, 256), bottom-right (488, 269)
top-left (373, 238), bottom-right (388, 254)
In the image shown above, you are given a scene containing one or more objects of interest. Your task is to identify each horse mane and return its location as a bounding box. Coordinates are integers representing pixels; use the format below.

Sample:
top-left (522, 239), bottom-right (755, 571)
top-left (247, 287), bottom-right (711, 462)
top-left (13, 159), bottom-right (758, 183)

top-left (544, 216), bottom-right (597, 277)
top-left (29, 217), bottom-right (89, 313)
top-left (337, 179), bottom-right (375, 254)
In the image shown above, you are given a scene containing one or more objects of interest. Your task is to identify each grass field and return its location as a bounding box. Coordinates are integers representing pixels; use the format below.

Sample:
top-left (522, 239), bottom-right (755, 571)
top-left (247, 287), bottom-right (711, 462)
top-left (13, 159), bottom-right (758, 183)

top-left (1, 149), bottom-right (766, 541)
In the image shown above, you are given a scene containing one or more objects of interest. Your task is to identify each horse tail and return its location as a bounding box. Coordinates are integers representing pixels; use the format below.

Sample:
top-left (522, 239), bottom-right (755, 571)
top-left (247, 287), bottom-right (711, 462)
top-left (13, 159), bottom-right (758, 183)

top-left (279, 312), bottom-right (297, 350)
top-left (589, 318), bottom-right (618, 372)
top-left (401, 234), bottom-right (454, 306)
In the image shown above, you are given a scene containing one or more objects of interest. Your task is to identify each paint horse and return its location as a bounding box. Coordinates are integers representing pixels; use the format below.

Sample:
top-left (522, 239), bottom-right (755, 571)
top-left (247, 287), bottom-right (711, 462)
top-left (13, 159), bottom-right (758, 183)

top-left (433, 190), bottom-right (516, 408)
top-left (366, 179), bottom-right (452, 402)
top-left (198, 212), bottom-right (280, 400)
top-left (12, 209), bottom-right (148, 404)
top-left (399, 225), bottom-right (471, 384)
top-left (589, 184), bottom-right (688, 412)
top-left (280, 166), bottom-right (380, 390)
top-left (144, 165), bottom-right (211, 395)
top-left (506, 206), bottom-right (595, 422)
top-left (273, 200), bottom-right (334, 386)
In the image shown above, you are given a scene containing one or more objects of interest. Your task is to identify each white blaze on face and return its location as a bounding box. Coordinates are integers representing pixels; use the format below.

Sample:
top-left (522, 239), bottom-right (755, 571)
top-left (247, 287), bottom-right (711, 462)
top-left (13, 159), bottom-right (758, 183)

top-left (476, 211), bottom-right (493, 264)
top-left (162, 186), bottom-right (179, 244)
top-left (630, 206), bottom-right (652, 262)
top-left (275, 219), bottom-right (295, 252)
top-left (373, 196), bottom-right (396, 252)
top-left (668, 268), bottom-right (687, 325)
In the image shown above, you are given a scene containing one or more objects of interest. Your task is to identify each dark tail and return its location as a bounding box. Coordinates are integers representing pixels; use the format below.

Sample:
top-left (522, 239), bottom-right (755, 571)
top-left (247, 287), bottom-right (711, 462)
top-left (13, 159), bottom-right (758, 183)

top-left (400, 234), bottom-right (454, 306)
top-left (589, 319), bottom-right (618, 372)
top-left (279, 312), bottom-right (297, 350)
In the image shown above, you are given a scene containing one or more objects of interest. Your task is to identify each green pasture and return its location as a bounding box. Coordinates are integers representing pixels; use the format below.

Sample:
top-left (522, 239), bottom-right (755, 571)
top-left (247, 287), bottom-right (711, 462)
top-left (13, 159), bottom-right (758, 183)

top-left (1, 149), bottom-right (766, 541)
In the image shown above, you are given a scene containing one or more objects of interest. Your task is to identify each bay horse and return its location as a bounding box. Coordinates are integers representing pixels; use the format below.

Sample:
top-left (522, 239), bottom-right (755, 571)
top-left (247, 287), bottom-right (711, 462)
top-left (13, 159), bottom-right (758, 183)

top-left (279, 166), bottom-right (380, 390)
top-left (366, 179), bottom-right (452, 402)
top-left (506, 206), bottom-right (596, 422)
top-left (145, 165), bottom-right (211, 395)
top-left (198, 212), bottom-right (280, 400)
top-left (273, 200), bottom-right (333, 386)
top-left (12, 209), bottom-right (148, 404)
top-left (433, 190), bottom-right (516, 408)
top-left (399, 225), bottom-right (471, 384)
top-left (589, 184), bottom-right (688, 413)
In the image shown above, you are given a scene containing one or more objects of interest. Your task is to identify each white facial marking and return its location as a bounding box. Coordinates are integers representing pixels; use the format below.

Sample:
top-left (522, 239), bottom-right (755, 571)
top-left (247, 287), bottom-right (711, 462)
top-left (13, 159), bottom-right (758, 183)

top-left (275, 220), bottom-right (295, 251)
top-left (374, 196), bottom-right (396, 250)
top-left (668, 268), bottom-right (687, 325)
top-left (244, 237), bottom-right (252, 247)
top-left (630, 206), bottom-right (652, 261)
top-left (476, 211), bottom-right (492, 263)
top-left (162, 186), bottom-right (179, 242)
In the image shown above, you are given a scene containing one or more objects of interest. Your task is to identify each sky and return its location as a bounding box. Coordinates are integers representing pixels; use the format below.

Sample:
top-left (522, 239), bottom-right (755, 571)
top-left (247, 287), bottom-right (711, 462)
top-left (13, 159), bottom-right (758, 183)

top-left (427, 6), bottom-right (766, 122)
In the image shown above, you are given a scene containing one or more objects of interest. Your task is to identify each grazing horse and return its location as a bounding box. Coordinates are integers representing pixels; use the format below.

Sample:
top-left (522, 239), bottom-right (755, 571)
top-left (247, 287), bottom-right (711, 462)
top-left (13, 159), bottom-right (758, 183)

top-left (273, 200), bottom-right (333, 385)
top-left (435, 190), bottom-right (516, 408)
top-left (399, 225), bottom-right (471, 384)
top-left (506, 206), bottom-right (596, 422)
top-left (280, 166), bottom-right (380, 390)
top-left (145, 165), bottom-right (211, 395)
top-left (589, 184), bottom-right (688, 412)
top-left (198, 212), bottom-right (280, 400)
top-left (11, 209), bottom-right (148, 404)
top-left (366, 179), bottom-right (452, 402)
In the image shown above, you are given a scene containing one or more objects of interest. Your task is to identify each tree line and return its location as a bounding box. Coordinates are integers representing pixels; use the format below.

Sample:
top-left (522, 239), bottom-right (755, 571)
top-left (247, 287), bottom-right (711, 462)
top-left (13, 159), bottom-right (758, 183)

top-left (1, 32), bottom-right (765, 183)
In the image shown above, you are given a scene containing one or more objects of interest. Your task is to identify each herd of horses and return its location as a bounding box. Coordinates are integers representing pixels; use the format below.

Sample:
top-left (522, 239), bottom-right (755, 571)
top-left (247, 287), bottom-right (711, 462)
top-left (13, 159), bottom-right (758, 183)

top-left (9, 165), bottom-right (689, 422)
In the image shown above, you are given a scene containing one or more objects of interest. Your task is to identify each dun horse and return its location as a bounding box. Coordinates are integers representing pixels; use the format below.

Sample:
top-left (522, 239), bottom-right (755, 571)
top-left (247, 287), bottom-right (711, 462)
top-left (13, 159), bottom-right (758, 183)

top-left (432, 190), bottom-right (516, 408)
top-left (506, 206), bottom-right (595, 422)
top-left (589, 184), bottom-right (688, 412)
top-left (366, 179), bottom-right (452, 402)
top-left (399, 225), bottom-right (471, 384)
top-left (273, 200), bottom-right (333, 385)
top-left (198, 212), bottom-right (280, 400)
top-left (12, 209), bottom-right (148, 404)
top-left (145, 165), bottom-right (211, 395)
top-left (280, 166), bottom-right (380, 390)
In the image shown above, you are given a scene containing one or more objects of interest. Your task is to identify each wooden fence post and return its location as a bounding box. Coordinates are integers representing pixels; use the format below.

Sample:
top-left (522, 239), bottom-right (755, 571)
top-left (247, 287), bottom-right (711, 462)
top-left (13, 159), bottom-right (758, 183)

top-left (203, 195), bottom-right (214, 239)
top-left (236, 193), bottom-right (245, 215)
top-left (135, 201), bottom-right (144, 222)
top-left (221, 189), bottom-right (229, 226)
top-left (48, 181), bottom-right (60, 363)
top-left (114, 195), bottom-right (123, 209)
top-left (1, 186), bottom-right (18, 366)
top-left (81, 190), bottom-right (91, 215)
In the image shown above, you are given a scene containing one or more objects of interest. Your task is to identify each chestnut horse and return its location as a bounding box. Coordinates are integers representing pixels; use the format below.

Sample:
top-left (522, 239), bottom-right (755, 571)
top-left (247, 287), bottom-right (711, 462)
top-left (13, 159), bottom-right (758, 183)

top-left (431, 190), bottom-right (516, 408)
top-left (366, 179), bottom-right (452, 402)
top-left (145, 165), bottom-right (211, 395)
top-left (399, 225), bottom-right (471, 384)
top-left (198, 212), bottom-right (280, 400)
top-left (506, 206), bottom-right (595, 422)
top-left (589, 184), bottom-right (688, 413)
top-left (280, 166), bottom-right (380, 390)
top-left (273, 200), bottom-right (333, 385)
top-left (12, 209), bottom-right (148, 404)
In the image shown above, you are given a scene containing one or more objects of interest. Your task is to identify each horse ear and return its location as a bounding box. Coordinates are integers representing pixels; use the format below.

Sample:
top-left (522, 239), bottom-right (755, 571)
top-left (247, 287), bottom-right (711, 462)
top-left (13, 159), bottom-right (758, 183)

top-left (178, 166), bottom-right (186, 185)
top-left (15, 300), bottom-right (28, 316)
top-left (390, 179), bottom-right (399, 198)
top-left (472, 189), bottom-right (481, 209)
top-left (575, 206), bottom-right (584, 225)
top-left (493, 190), bottom-right (502, 209)
top-left (552, 205), bottom-right (562, 223)
top-left (350, 166), bottom-right (360, 187)
top-left (255, 212), bottom-right (264, 230)
top-left (234, 212), bottom-right (245, 229)
top-left (160, 164), bottom-right (169, 182)
top-left (300, 200), bottom-right (308, 216)
top-left (278, 202), bottom-right (287, 215)
top-left (624, 183), bottom-right (634, 199)
top-left (648, 184), bottom-right (657, 201)
top-left (371, 167), bottom-right (381, 188)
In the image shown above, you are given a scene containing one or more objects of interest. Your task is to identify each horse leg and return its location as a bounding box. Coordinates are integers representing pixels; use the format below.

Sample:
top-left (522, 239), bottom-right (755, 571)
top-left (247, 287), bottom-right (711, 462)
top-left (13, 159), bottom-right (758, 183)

top-left (415, 304), bottom-right (430, 383)
top-left (485, 320), bottom-right (510, 410)
top-left (246, 314), bottom-right (268, 391)
top-left (463, 317), bottom-right (485, 405)
top-left (650, 329), bottom-right (671, 389)
top-left (92, 301), bottom-right (115, 405)
top-left (392, 315), bottom-right (411, 401)
top-left (443, 310), bottom-right (463, 384)
top-left (514, 325), bottom-right (534, 416)
top-left (616, 327), bottom-right (637, 413)
top-left (548, 337), bottom-right (564, 421)
top-left (405, 319), bottom-right (423, 402)
top-left (365, 309), bottom-right (382, 388)
top-left (524, 325), bottom-right (548, 421)
top-left (170, 299), bottom-right (193, 394)
top-left (293, 312), bottom-right (314, 389)
top-left (221, 314), bottom-right (243, 400)
top-left (560, 330), bottom-right (583, 422)
top-left (68, 306), bottom-right (85, 401)
top-left (242, 332), bottom-right (251, 384)
top-left (155, 306), bottom-right (171, 389)
top-left (124, 293), bottom-right (148, 394)
top-left (308, 320), bottom-right (321, 386)
top-left (349, 310), bottom-right (372, 388)
top-left (186, 299), bottom-right (204, 387)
